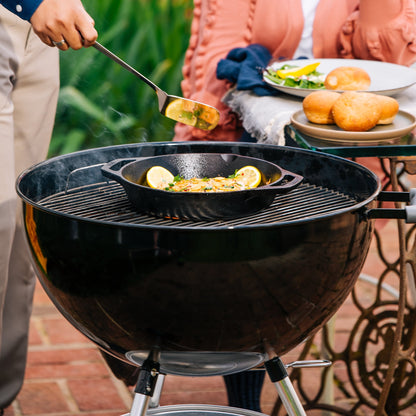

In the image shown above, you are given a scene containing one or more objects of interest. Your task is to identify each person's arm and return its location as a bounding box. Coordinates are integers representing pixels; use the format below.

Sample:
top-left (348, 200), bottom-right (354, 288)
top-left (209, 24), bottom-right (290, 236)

top-left (1, 0), bottom-right (97, 49)
top-left (1, 0), bottom-right (43, 20)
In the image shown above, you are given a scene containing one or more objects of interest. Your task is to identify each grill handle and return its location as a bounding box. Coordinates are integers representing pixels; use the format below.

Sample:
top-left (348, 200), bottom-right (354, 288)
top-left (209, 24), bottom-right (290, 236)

top-left (366, 189), bottom-right (416, 223)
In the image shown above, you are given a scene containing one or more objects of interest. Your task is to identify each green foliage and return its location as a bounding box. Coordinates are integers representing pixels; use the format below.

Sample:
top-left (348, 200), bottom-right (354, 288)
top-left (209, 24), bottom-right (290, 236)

top-left (49, 0), bottom-right (193, 157)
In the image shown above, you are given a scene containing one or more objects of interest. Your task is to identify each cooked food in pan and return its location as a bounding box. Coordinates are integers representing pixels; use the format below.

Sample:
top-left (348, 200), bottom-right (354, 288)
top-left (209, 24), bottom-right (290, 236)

top-left (146, 165), bottom-right (263, 192)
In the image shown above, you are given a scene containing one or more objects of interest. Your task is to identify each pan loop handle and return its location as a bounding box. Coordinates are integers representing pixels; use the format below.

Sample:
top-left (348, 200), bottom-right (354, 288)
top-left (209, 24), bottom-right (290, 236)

top-left (100, 158), bottom-right (143, 182)
top-left (65, 163), bottom-right (106, 193)
top-left (262, 169), bottom-right (303, 193)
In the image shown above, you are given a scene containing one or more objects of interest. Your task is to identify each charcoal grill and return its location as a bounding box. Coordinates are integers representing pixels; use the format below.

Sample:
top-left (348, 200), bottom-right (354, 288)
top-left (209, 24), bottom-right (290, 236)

top-left (16, 141), bottom-right (416, 416)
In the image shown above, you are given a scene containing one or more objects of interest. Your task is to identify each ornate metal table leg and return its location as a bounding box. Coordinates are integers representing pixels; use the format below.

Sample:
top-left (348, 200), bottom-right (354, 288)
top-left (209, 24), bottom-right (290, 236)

top-left (375, 157), bottom-right (416, 415)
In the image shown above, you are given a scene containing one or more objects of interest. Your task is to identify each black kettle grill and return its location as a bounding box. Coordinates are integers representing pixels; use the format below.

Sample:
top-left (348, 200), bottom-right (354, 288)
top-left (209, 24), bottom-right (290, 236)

top-left (16, 141), bottom-right (416, 416)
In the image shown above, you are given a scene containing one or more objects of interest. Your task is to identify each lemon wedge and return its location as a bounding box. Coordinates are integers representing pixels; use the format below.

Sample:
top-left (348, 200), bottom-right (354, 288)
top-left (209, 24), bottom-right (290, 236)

top-left (146, 166), bottom-right (175, 189)
top-left (235, 166), bottom-right (262, 189)
top-left (276, 62), bottom-right (320, 79)
top-left (165, 99), bottom-right (197, 127)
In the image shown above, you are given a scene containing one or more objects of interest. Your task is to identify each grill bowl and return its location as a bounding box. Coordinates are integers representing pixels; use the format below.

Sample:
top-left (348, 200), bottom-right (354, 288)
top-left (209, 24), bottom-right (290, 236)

top-left (16, 142), bottom-right (380, 375)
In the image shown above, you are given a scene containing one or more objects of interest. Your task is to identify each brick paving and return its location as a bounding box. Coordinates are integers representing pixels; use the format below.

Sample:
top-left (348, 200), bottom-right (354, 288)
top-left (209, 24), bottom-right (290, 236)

top-left (2, 219), bottom-right (409, 416)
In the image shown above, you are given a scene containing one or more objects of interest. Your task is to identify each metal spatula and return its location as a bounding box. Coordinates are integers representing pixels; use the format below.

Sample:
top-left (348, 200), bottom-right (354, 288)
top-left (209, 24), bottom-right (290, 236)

top-left (93, 42), bottom-right (220, 131)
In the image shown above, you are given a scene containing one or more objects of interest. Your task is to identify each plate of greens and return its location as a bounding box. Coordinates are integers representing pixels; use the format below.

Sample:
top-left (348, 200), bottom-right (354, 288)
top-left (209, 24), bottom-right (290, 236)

top-left (263, 59), bottom-right (416, 98)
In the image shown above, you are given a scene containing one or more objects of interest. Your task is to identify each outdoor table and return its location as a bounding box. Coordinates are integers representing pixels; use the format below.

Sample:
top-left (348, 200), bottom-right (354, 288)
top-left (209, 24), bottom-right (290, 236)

top-left (223, 85), bottom-right (416, 416)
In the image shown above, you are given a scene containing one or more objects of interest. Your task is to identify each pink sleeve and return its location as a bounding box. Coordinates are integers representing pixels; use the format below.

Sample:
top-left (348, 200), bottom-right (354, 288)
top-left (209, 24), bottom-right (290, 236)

top-left (174, 0), bottom-right (256, 141)
top-left (339, 0), bottom-right (416, 65)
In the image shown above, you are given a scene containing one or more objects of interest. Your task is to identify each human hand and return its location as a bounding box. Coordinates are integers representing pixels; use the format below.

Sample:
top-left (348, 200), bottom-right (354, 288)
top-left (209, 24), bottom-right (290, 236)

top-left (30, 0), bottom-right (98, 50)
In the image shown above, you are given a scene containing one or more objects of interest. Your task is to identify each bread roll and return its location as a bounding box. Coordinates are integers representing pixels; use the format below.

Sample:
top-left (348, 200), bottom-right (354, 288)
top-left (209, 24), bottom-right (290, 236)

top-left (303, 90), bottom-right (341, 124)
top-left (376, 95), bottom-right (399, 124)
top-left (331, 91), bottom-right (382, 131)
top-left (324, 66), bottom-right (371, 91)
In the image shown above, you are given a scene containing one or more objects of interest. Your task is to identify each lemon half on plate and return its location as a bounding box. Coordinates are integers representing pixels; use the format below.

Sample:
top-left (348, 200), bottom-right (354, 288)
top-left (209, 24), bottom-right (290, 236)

top-left (146, 166), bottom-right (174, 189)
top-left (235, 166), bottom-right (262, 189)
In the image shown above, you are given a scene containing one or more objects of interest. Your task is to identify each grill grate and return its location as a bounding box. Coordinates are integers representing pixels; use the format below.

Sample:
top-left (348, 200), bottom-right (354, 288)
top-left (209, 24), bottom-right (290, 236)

top-left (38, 181), bottom-right (359, 228)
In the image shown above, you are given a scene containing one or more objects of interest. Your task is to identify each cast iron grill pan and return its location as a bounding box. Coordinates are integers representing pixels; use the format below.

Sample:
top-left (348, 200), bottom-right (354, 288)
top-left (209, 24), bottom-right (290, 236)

top-left (100, 154), bottom-right (304, 220)
top-left (37, 180), bottom-right (358, 228)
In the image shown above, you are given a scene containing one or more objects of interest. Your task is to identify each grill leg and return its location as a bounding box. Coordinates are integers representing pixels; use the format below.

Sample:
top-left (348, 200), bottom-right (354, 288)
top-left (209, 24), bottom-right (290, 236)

top-left (128, 352), bottom-right (161, 416)
top-left (130, 393), bottom-right (151, 416)
top-left (272, 376), bottom-right (306, 416)
top-left (149, 373), bottom-right (165, 408)
top-left (265, 356), bottom-right (331, 416)
top-left (265, 357), bottom-right (306, 416)
top-left (123, 374), bottom-right (165, 416)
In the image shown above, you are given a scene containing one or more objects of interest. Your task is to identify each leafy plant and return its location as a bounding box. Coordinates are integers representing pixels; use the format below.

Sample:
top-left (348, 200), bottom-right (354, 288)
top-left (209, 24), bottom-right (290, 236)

top-left (49, 0), bottom-right (193, 157)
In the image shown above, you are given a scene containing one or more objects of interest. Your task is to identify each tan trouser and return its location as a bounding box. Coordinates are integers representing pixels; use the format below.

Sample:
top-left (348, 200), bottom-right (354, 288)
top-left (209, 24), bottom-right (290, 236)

top-left (0, 6), bottom-right (59, 407)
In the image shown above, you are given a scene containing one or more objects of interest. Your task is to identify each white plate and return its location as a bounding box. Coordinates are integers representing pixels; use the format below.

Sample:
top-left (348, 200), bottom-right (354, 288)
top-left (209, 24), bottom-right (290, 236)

top-left (263, 59), bottom-right (416, 97)
top-left (290, 110), bottom-right (416, 144)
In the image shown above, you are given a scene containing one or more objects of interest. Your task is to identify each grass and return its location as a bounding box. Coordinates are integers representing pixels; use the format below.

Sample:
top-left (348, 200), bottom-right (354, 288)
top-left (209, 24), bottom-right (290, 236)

top-left (50, 0), bottom-right (193, 157)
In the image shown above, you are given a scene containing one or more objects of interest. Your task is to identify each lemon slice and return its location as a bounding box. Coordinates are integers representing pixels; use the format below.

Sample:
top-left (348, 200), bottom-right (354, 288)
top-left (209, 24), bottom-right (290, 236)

top-left (235, 166), bottom-right (262, 189)
top-left (277, 62), bottom-right (320, 79)
top-left (165, 99), bottom-right (197, 127)
top-left (146, 166), bottom-right (175, 189)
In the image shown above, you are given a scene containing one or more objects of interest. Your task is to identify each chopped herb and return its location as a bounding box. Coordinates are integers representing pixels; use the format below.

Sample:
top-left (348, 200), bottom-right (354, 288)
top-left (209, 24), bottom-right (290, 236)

top-left (228, 169), bottom-right (239, 179)
top-left (193, 106), bottom-right (203, 117)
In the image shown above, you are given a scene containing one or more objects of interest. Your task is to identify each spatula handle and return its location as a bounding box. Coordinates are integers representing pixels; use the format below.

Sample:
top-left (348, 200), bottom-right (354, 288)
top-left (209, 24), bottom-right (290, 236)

top-left (93, 42), bottom-right (158, 92)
